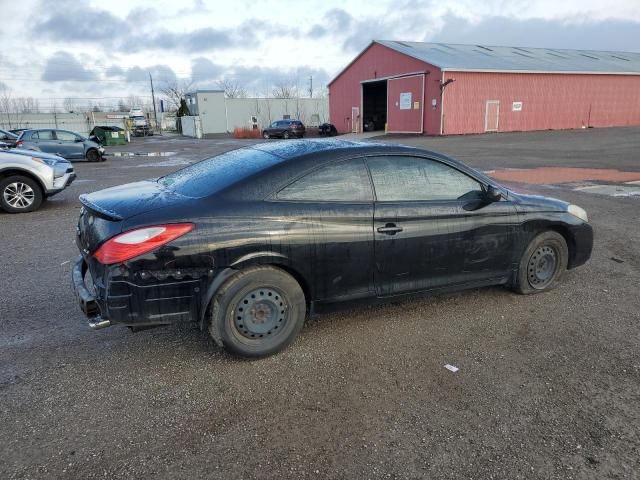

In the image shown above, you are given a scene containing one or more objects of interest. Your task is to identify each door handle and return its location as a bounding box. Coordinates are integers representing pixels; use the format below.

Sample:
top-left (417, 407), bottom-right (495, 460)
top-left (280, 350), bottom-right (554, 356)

top-left (377, 223), bottom-right (403, 235)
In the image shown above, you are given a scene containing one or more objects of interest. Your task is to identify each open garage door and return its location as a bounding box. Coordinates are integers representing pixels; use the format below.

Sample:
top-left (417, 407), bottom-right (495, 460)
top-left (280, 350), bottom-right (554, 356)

top-left (387, 74), bottom-right (424, 134)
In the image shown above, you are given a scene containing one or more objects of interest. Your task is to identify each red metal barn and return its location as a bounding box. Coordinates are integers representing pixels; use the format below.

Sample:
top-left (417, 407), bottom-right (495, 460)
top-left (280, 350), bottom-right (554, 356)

top-left (328, 41), bottom-right (640, 135)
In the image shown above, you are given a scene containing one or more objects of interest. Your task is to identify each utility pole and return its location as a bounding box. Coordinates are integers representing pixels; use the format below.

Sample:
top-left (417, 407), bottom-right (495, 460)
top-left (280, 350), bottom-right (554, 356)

top-left (309, 76), bottom-right (313, 98)
top-left (149, 72), bottom-right (159, 133)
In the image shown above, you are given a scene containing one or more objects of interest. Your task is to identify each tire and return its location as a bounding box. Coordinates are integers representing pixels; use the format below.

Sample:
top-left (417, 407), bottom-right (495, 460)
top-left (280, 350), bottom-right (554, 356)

top-left (86, 149), bottom-right (99, 162)
top-left (263, 131), bottom-right (270, 139)
top-left (283, 131), bottom-right (290, 139)
top-left (0, 175), bottom-right (43, 213)
top-left (209, 266), bottom-right (306, 358)
top-left (514, 231), bottom-right (568, 294)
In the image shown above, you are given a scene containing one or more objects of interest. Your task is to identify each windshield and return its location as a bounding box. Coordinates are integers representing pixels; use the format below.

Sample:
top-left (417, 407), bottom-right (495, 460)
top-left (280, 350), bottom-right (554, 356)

top-left (158, 147), bottom-right (282, 198)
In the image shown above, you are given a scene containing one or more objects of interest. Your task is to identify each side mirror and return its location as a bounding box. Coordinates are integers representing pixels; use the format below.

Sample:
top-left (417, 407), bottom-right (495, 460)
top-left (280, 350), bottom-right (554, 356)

top-left (75, 137), bottom-right (83, 142)
top-left (486, 185), bottom-right (503, 202)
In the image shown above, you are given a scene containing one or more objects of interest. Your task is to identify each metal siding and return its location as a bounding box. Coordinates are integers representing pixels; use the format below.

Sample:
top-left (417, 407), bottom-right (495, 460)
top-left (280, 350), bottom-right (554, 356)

top-left (377, 40), bottom-right (640, 74)
top-left (443, 72), bottom-right (640, 134)
top-left (329, 43), bottom-right (442, 134)
top-left (387, 76), bottom-right (423, 133)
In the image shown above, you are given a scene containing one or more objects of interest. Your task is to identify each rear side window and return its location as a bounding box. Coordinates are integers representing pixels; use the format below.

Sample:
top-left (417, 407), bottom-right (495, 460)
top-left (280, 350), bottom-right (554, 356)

top-left (33, 130), bottom-right (55, 140)
top-left (367, 156), bottom-right (483, 201)
top-left (276, 159), bottom-right (373, 202)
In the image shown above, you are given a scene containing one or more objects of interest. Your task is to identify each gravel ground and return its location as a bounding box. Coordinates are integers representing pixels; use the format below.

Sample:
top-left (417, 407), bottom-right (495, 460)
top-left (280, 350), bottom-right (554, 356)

top-left (1, 128), bottom-right (639, 479)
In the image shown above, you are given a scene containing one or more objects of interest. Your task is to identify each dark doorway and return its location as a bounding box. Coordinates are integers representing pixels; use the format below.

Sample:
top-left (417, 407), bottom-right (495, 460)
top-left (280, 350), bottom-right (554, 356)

top-left (362, 80), bottom-right (387, 132)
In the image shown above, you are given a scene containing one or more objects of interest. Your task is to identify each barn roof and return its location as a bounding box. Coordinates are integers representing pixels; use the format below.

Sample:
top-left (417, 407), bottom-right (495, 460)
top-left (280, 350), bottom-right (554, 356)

top-left (376, 40), bottom-right (640, 75)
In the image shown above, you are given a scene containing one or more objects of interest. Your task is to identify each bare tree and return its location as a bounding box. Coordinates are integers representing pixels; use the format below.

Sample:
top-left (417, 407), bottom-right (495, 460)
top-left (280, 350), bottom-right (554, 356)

top-left (217, 79), bottom-right (247, 99)
top-left (312, 86), bottom-right (328, 99)
top-left (272, 82), bottom-right (297, 99)
top-left (14, 97), bottom-right (40, 113)
top-left (160, 79), bottom-right (194, 111)
top-left (0, 85), bottom-right (22, 128)
top-left (126, 95), bottom-right (145, 110)
top-left (63, 97), bottom-right (77, 113)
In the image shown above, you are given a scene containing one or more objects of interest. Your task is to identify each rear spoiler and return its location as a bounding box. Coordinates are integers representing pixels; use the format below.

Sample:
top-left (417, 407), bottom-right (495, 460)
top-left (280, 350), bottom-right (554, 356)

top-left (79, 194), bottom-right (124, 221)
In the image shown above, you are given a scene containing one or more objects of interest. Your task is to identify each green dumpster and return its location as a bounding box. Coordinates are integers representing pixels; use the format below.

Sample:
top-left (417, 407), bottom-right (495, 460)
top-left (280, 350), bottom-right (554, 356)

top-left (89, 126), bottom-right (127, 146)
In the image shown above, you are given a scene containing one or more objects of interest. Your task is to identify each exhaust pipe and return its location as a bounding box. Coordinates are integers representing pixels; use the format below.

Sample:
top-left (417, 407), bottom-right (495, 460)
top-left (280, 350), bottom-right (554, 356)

top-left (89, 317), bottom-right (112, 330)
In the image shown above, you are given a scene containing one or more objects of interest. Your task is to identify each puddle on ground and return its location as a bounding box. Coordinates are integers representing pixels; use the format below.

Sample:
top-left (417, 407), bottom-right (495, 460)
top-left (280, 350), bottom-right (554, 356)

top-left (135, 158), bottom-right (192, 167)
top-left (109, 151), bottom-right (177, 157)
top-left (573, 184), bottom-right (640, 197)
top-left (489, 167), bottom-right (640, 185)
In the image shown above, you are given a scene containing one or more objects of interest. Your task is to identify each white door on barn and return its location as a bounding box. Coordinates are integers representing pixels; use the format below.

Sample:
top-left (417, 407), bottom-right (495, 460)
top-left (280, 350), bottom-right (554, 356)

top-left (485, 100), bottom-right (500, 132)
top-left (351, 106), bottom-right (360, 133)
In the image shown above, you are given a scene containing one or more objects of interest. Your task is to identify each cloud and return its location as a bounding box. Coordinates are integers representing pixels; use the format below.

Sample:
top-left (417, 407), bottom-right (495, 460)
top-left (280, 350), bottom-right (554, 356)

top-left (191, 57), bottom-right (224, 82)
top-left (182, 55), bottom-right (332, 94)
top-left (35, 1), bottom-right (129, 42)
top-left (124, 65), bottom-right (177, 83)
top-left (41, 52), bottom-right (97, 81)
top-left (105, 65), bottom-right (125, 77)
top-left (306, 6), bottom-right (437, 53)
top-left (429, 15), bottom-right (640, 52)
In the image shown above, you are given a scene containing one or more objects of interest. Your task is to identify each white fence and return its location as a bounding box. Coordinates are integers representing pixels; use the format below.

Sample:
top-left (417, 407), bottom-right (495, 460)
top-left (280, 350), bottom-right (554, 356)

top-left (180, 116), bottom-right (202, 138)
top-left (0, 112), bottom-right (139, 137)
top-left (225, 97), bottom-right (329, 131)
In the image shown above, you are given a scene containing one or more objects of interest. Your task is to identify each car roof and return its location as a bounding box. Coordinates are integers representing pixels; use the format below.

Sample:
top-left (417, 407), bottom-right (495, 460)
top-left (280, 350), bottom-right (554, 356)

top-left (242, 139), bottom-right (495, 190)
top-left (250, 139), bottom-right (426, 161)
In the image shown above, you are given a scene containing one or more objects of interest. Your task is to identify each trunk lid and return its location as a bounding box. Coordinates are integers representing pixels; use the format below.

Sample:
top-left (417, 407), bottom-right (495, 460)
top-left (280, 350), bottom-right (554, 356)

top-left (77, 180), bottom-right (188, 253)
top-left (79, 180), bottom-right (187, 221)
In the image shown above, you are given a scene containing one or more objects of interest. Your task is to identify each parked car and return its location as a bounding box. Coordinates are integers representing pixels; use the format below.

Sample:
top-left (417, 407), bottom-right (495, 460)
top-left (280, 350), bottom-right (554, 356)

top-left (16, 129), bottom-right (105, 162)
top-left (0, 128), bottom-right (18, 148)
top-left (0, 148), bottom-right (75, 213)
top-left (262, 119), bottom-right (305, 139)
top-left (318, 123), bottom-right (338, 136)
top-left (72, 140), bottom-right (592, 358)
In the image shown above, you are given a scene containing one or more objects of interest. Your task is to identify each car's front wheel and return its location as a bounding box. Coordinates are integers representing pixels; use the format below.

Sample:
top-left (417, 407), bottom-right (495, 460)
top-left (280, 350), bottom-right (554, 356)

top-left (0, 175), bottom-right (43, 213)
top-left (514, 231), bottom-right (568, 294)
top-left (209, 266), bottom-right (306, 358)
top-left (86, 149), bottom-right (100, 162)
top-left (263, 131), bottom-right (270, 139)
top-left (283, 131), bottom-right (290, 139)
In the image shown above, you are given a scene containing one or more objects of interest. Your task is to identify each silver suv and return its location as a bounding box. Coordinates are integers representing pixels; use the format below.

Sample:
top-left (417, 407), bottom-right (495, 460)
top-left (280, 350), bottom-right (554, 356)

top-left (0, 147), bottom-right (76, 213)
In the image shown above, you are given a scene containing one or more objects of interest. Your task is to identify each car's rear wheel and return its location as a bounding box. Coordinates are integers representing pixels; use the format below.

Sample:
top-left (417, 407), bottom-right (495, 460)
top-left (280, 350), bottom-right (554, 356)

top-left (86, 149), bottom-right (99, 162)
top-left (209, 266), bottom-right (306, 358)
top-left (0, 175), bottom-right (43, 213)
top-left (263, 131), bottom-right (270, 139)
top-left (514, 231), bottom-right (568, 294)
top-left (283, 131), bottom-right (290, 139)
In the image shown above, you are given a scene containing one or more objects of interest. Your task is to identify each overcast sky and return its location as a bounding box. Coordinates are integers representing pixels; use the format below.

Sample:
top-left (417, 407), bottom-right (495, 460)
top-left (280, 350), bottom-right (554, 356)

top-left (1, 0), bottom-right (639, 109)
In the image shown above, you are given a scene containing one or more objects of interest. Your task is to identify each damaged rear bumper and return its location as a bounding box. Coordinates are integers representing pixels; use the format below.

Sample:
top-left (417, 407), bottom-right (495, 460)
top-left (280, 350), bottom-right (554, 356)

top-left (72, 256), bottom-right (111, 329)
top-left (72, 255), bottom-right (210, 329)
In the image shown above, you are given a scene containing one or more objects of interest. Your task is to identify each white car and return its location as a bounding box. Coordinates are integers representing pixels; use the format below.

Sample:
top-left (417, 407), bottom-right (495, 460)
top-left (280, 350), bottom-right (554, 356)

top-left (0, 148), bottom-right (76, 213)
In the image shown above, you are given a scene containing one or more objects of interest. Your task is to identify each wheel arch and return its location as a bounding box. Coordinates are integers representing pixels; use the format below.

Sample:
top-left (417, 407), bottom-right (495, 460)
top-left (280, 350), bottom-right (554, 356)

top-left (0, 168), bottom-right (46, 195)
top-left (520, 220), bottom-right (577, 269)
top-left (199, 257), bottom-right (312, 331)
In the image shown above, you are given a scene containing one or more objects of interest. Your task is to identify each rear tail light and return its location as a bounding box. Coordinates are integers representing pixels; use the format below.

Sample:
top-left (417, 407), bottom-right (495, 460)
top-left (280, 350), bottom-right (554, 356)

top-left (94, 223), bottom-right (194, 264)
top-left (16, 140), bottom-right (24, 147)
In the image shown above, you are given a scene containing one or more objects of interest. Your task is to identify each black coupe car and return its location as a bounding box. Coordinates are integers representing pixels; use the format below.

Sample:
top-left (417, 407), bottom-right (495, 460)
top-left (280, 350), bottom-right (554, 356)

top-left (73, 140), bottom-right (593, 357)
